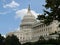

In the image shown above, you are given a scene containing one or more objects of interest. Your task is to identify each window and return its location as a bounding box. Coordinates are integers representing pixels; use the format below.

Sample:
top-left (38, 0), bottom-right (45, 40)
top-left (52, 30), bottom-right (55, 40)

top-left (44, 29), bottom-right (45, 31)
top-left (39, 25), bottom-right (41, 28)
top-left (23, 37), bottom-right (25, 40)
top-left (20, 37), bottom-right (22, 39)
top-left (42, 29), bottom-right (43, 32)
top-left (41, 24), bottom-right (43, 27)
top-left (46, 28), bottom-right (47, 31)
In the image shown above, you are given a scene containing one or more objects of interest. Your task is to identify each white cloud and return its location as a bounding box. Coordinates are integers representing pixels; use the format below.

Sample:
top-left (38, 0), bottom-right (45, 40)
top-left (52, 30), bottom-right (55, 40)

top-left (3, 0), bottom-right (20, 8)
top-left (15, 9), bottom-right (39, 19)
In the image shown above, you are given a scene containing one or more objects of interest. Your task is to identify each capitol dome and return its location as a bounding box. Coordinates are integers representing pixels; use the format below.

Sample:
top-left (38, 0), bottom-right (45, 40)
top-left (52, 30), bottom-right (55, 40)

top-left (20, 5), bottom-right (37, 26)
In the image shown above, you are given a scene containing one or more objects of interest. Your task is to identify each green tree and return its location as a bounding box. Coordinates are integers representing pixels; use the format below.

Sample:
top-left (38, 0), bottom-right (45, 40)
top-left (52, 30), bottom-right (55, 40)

top-left (39, 36), bottom-right (44, 40)
top-left (22, 42), bottom-right (32, 45)
top-left (37, 0), bottom-right (60, 25)
top-left (37, 15), bottom-right (45, 20)
top-left (0, 34), bottom-right (5, 45)
top-left (5, 34), bottom-right (21, 45)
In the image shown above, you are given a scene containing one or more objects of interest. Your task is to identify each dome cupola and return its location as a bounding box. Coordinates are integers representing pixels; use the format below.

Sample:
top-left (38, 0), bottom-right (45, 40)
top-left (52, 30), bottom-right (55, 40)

top-left (20, 5), bottom-right (37, 27)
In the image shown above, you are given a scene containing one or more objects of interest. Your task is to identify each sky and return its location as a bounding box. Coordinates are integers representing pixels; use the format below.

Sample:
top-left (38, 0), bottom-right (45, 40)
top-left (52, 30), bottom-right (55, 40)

top-left (0, 0), bottom-right (45, 35)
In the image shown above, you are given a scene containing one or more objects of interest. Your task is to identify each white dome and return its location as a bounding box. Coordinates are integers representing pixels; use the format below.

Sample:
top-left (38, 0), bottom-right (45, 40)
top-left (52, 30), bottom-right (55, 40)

top-left (20, 5), bottom-right (37, 26)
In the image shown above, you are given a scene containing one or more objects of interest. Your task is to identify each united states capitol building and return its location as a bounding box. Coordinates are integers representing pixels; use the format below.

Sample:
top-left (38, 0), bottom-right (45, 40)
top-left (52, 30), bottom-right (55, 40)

top-left (7, 5), bottom-right (60, 44)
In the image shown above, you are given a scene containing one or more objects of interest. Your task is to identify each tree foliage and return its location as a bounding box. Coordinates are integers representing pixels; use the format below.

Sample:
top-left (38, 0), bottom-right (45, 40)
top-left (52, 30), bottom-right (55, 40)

top-left (37, 0), bottom-right (60, 25)
top-left (44, 0), bottom-right (60, 20)
top-left (0, 34), bottom-right (5, 45)
top-left (5, 34), bottom-right (21, 45)
top-left (1, 33), bottom-right (60, 45)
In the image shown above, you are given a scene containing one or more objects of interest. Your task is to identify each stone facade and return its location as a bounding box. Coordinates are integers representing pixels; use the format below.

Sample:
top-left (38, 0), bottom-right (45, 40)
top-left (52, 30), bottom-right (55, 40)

top-left (6, 5), bottom-right (60, 44)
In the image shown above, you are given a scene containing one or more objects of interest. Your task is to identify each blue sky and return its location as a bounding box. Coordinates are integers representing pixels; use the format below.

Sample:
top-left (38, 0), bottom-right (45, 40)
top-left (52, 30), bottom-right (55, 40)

top-left (0, 0), bottom-right (45, 35)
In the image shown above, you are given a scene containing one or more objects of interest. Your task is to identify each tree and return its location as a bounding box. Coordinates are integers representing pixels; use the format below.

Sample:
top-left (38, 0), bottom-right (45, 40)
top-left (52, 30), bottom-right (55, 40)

top-left (39, 36), bottom-right (44, 40)
top-left (0, 34), bottom-right (5, 45)
top-left (5, 34), bottom-right (21, 45)
top-left (22, 42), bottom-right (32, 45)
top-left (37, 15), bottom-right (45, 20)
top-left (37, 0), bottom-right (60, 25)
